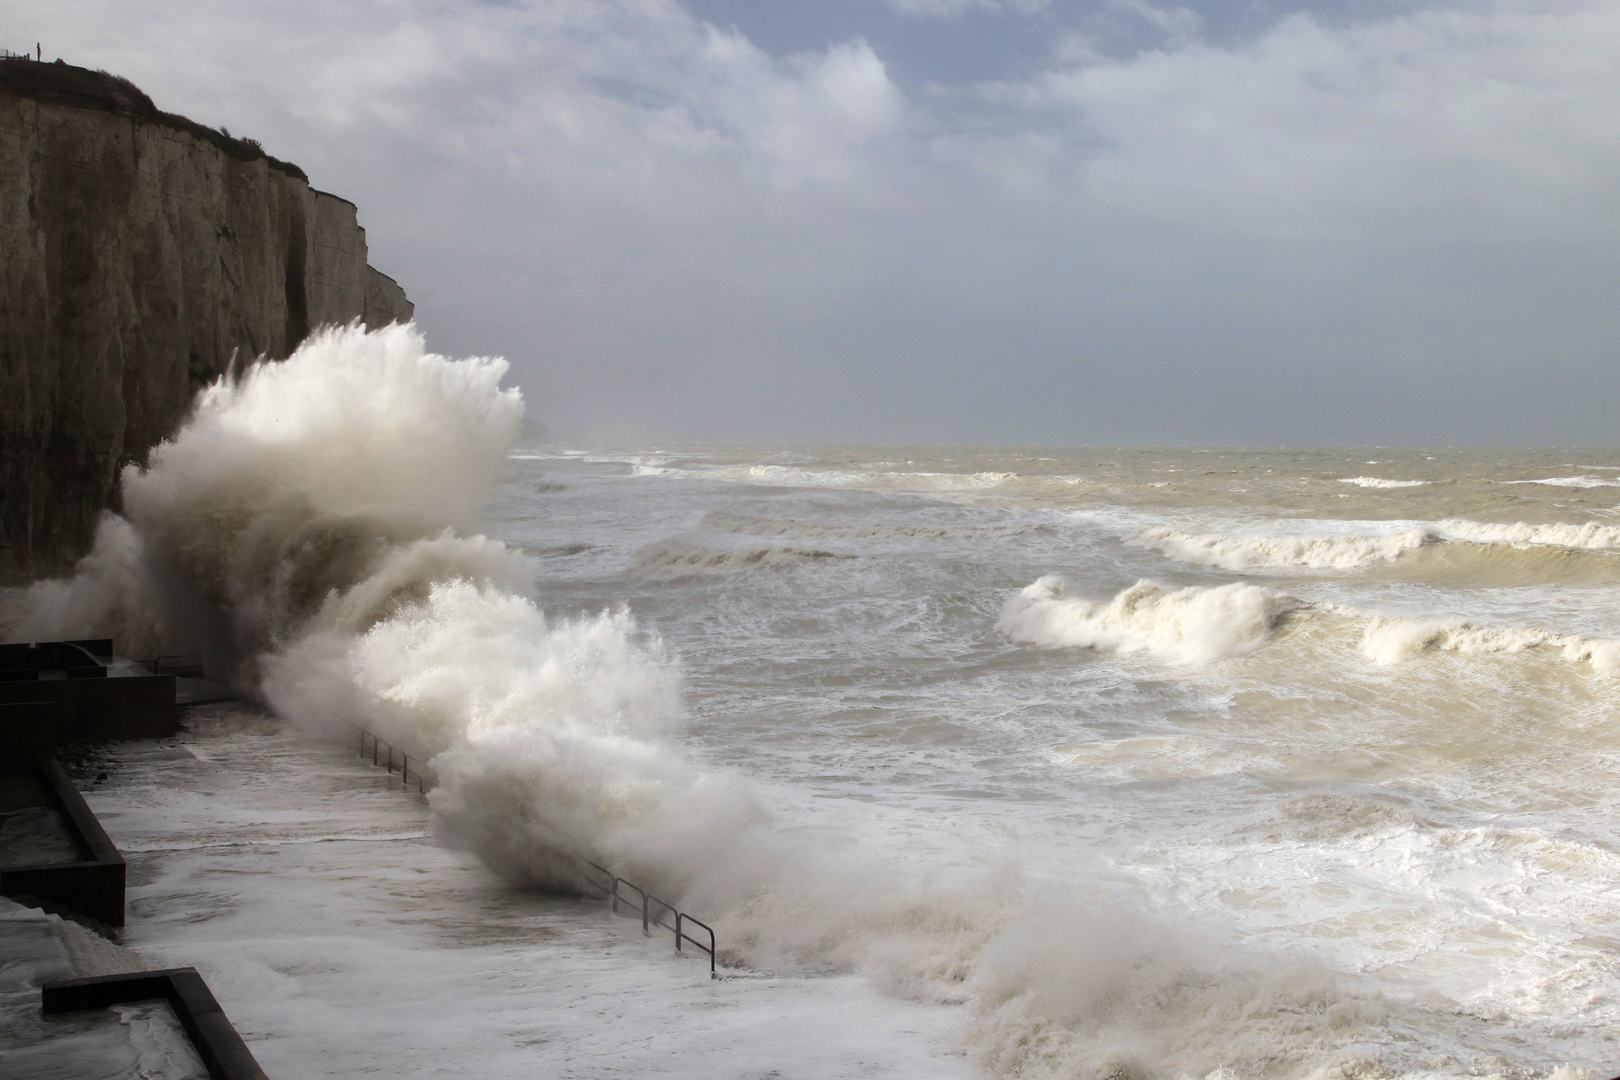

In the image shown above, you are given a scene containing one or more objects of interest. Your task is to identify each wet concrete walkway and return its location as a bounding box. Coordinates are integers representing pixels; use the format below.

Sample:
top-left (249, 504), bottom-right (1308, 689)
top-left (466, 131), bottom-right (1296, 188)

top-left (55, 707), bottom-right (965, 1079)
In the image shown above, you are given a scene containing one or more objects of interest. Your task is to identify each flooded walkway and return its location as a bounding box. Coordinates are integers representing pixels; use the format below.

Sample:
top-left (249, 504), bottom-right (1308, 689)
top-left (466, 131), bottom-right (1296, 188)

top-left (64, 708), bottom-right (963, 1079)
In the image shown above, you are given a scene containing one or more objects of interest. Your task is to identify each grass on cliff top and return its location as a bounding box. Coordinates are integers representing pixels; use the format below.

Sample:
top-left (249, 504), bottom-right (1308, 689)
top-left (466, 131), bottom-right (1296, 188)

top-left (0, 57), bottom-right (307, 182)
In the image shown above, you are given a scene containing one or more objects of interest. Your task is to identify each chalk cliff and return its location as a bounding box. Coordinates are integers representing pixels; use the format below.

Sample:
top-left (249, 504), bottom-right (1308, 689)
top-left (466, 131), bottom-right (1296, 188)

top-left (0, 60), bottom-right (413, 581)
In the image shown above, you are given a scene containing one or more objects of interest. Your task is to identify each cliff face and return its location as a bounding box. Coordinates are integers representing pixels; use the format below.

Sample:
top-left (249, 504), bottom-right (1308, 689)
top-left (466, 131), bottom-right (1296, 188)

top-left (0, 61), bottom-right (413, 581)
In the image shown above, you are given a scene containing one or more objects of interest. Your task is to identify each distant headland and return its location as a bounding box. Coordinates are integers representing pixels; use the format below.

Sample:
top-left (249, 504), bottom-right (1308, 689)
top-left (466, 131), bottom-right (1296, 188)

top-left (0, 58), bottom-right (413, 581)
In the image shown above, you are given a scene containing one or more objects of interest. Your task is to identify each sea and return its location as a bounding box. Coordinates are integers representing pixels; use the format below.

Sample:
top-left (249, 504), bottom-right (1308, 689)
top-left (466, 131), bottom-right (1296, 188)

top-left (10, 325), bottom-right (1620, 1079)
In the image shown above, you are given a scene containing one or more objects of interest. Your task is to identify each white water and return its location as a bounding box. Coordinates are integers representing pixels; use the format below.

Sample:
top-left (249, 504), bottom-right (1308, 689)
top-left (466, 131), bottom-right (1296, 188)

top-left (1506, 477), bottom-right (1620, 489)
top-left (1129, 524), bottom-right (1436, 571)
top-left (16, 326), bottom-right (1620, 1078)
top-left (998, 576), bottom-right (1297, 666)
top-left (1339, 477), bottom-right (1429, 489)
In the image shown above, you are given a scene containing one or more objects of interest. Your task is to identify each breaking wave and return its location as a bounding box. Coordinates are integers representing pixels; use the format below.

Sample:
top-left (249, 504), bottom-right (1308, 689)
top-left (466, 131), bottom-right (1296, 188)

top-left (1503, 476), bottom-right (1620, 488)
top-left (1359, 616), bottom-right (1620, 675)
top-left (1433, 519), bottom-right (1620, 549)
top-left (1338, 476), bottom-right (1428, 488)
top-left (15, 326), bottom-right (712, 892)
top-left (16, 325), bottom-right (776, 904)
top-left (1000, 573), bottom-right (1620, 679)
top-left (998, 576), bottom-right (1298, 666)
top-left (968, 907), bottom-right (1380, 1080)
top-left (1130, 519), bottom-right (1620, 585)
top-left (19, 324), bottom-right (530, 672)
top-left (1131, 525), bottom-right (1435, 572)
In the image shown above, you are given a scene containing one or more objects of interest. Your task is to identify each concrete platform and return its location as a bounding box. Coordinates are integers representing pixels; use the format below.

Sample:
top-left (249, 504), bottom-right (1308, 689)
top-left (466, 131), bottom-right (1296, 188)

top-left (0, 640), bottom-right (176, 741)
top-left (0, 897), bottom-right (195, 1080)
top-left (44, 967), bottom-right (268, 1080)
top-left (0, 735), bottom-right (126, 927)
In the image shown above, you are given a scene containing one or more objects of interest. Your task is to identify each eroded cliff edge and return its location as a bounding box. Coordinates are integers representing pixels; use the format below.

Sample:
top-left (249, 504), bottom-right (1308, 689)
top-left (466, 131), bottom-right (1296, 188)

top-left (0, 60), bottom-right (414, 581)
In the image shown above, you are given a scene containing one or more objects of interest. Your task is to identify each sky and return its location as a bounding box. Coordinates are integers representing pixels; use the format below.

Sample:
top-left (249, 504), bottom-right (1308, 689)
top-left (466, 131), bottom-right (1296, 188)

top-left (9, 0), bottom-right (1620, 445)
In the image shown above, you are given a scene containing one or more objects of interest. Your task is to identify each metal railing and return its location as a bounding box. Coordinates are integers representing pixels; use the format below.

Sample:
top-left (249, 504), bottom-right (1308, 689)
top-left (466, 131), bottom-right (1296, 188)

top-left (349, 727), bottom-right (716, 975)
top-left (354, 727), bottom-right (429, 795)
top-left (579, 859), bottom-right (717, 978)
top-left (151, 654), bottom-right (205, 677)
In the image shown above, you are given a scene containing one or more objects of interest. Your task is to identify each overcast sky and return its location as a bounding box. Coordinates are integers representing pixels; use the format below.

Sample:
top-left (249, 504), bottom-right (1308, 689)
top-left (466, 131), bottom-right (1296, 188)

top-left (11, 1), bottom-right (1620, 444)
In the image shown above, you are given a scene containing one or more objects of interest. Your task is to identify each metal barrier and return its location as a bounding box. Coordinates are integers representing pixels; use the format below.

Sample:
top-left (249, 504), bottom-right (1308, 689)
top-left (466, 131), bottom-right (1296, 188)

top-left (354, 727), bottom-right (428, 795)
top-left (349, 727), bottom-right (716, 975)
top-left (580, 859), bottom-right (717, 978)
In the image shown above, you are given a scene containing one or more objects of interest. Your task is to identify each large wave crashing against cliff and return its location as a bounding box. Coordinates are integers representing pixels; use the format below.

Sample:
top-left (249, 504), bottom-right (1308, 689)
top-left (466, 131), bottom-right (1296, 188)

top-left (17, 324), bottom-right (735, 893)
top-left (21, 323), bottom-right (526, 666)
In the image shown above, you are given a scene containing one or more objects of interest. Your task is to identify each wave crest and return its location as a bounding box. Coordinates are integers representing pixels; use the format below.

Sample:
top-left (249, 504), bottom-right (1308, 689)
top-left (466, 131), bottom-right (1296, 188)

top-left (1131, 518), bottom-right (1620, 585)
top-left (1434, 519), bottom-right (1620, 549)
top-left (998, 576), bottom-right (1296, 666)
top-left (1338, 476), bottom-right (1428, 488)
top-left (1359, 616), bottom-right (1620, 675)
top-left (1130, 525), bottom-right (1434, 572)
top-left (1503, 475), bottom-right (1620, 488)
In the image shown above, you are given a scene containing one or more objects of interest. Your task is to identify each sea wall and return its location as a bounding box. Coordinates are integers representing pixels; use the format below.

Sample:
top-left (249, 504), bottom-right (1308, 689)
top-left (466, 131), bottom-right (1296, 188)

top-left (0, 60), bottom-right (413, 581)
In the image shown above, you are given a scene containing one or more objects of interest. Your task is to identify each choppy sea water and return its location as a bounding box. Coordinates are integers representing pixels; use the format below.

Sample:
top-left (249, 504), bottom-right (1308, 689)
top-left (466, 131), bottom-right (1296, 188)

top-left (491, 442), bottom-right (1620, 1077)
top-left (11, 329), bottom-right (1620, 1079)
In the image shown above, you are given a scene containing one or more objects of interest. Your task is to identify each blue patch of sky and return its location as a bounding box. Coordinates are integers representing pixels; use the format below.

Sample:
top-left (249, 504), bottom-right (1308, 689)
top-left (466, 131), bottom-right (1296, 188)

top-left (681, 0), bottom-right (1481, 87)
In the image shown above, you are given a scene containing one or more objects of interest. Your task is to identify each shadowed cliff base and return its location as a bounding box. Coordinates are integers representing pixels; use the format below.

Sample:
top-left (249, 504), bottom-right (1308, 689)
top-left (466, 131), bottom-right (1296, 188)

top-left (0, 57), bottom-right (412, 582)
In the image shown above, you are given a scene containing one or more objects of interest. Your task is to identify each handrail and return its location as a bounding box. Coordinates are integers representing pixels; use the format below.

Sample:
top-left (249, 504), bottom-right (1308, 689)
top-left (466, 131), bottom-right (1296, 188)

top-left (349, 728), bottom-right (715, 975)
top-left (678, 912), bottom-right (716, 970)
top-left (353, 727), bottom-right (429, 795)
top-left (151, 654), bottom-right (205, 677)
top-left (580, 859), bottom-right (717, 978)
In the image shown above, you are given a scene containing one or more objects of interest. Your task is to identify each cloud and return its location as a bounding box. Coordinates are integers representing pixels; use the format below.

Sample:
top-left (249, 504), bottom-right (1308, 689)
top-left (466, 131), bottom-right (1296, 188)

top-left (9, 0), bottom-right (1620, 443)
top-left (999, 4), bottom-right (1620, 243)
